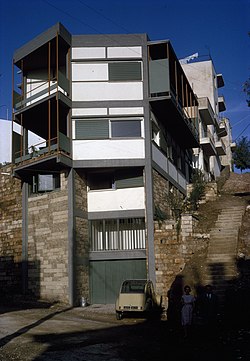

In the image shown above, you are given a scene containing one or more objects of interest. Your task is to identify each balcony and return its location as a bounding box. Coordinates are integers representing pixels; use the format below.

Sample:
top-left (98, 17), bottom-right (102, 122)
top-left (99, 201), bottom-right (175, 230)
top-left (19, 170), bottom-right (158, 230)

top-left (12, 23), bottom-right (72, 179)
top-left (217, 74), bottom-right (225, 88)
top-left (200, 129), bottom-right (216, 156)
top-left (230, 142), bottom-right (236, 151)
top-left (148, 40), bottom-right (199, 148)
top-left (218, 95), bottom-right (226, 112)
top-left (198, 97), bottom-right (215, 126)
top-left (215, 138), bottom-right (226, 155)
top-left (218, 119), bottom-right (228, 137)
top-left (14, 71), bottom-right (70, 112)
top-left (13, 132), bottom-right (72, 180)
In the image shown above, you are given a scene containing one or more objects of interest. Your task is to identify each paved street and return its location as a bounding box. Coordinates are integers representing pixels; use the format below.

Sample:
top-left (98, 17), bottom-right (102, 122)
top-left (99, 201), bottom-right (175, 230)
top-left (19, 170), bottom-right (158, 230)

top-left (0, 302), bottom-right (250, 361)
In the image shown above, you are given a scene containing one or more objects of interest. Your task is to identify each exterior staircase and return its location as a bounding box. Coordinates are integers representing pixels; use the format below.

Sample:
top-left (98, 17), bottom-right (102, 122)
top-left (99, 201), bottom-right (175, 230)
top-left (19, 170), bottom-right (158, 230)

top-left (204, 202), bottom-right (246, 304)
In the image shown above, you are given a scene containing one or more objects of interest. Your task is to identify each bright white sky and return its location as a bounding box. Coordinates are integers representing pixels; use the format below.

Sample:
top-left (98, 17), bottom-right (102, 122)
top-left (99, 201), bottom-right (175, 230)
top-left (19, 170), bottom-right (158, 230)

top-left (0, 0), bottom-right (249, 141)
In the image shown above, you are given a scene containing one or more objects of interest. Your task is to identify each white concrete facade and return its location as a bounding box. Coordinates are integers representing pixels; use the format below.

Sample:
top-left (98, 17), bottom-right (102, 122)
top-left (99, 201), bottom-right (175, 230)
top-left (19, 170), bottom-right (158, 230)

top-left (88, 187), bottom-right (145, 213)
top-left (182, 58), bottom-right (233, 180)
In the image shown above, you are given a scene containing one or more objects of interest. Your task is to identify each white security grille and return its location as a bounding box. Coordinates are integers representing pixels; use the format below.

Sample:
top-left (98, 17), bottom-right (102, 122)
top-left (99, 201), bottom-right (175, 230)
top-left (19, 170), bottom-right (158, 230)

top-left (90, 218), bottom-right (146, 251)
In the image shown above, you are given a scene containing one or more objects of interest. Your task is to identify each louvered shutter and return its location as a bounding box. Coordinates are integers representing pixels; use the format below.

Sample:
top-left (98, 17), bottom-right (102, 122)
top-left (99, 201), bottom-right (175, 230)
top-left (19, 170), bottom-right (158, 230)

top-left (109, 62), bottom-right (142, 81)
top-left (75, 120), bottom-right (109, 139)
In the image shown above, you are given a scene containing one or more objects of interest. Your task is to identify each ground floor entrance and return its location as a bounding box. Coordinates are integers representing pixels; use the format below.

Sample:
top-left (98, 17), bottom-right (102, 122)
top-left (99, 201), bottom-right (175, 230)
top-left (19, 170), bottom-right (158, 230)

top-left (89, 258), bottom-right (147, 304)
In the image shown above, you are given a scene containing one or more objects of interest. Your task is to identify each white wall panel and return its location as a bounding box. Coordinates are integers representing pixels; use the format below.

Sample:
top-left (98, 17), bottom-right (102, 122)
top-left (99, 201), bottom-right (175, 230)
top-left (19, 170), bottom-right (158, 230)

top-left (152, 144), bottom-right (168, 171)
top-left (72, 108), bottom-right (108, 116)
top-left (72, 47), bottom-right (106, 59)
top-left (107, 46), bottom-right (142, 58)
top-left (152, 144), bottom-right (187, 190)
top-left (109, 107), bottom-right (144, 115)
top-left (73, 139), bottom-right (145, 160)
top-left (72, 82), bottom-right (143, 101)
top-left (72, 63), bottom-right (108, 81)
top-left (178, 173), bottom-right (187, 189)
top-left (88, 187), bottom-right (145, 212)
top-left (168, 161), bottom-right (178, 182)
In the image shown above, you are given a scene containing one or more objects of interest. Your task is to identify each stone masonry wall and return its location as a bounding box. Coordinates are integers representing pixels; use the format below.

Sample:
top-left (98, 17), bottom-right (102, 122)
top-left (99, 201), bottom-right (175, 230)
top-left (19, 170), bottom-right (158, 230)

top-left (27, 172), bottom-right (69, 303)
top-left (0, 165), bottom-right (22, 295)
top-left (153, 170), bottom-right (210, 310)
top-left (154, 218), bottom-right (208, 310)
top-left (74, 170), bottom-right (89, 305)
top-left (153, 169), bottom-right (170, 219)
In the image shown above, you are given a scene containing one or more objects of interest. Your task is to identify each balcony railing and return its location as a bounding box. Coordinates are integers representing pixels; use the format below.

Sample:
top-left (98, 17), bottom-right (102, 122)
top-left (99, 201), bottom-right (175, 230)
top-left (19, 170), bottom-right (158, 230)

top-left (200, 128), bottom-right (216, 156)
top-left (14, 71), bottom-right (70, 111)
top-left (14, 132), bottom-right (70, 165)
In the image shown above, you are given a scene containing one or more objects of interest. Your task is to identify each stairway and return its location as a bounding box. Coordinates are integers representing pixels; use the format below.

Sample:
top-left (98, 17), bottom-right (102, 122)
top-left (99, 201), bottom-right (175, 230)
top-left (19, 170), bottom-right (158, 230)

top-left (204, 203), bottom-right (246, 303)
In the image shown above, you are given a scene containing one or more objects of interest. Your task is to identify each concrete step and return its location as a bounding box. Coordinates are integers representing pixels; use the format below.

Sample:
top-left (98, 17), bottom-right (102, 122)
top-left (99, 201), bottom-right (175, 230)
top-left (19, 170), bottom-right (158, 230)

top-left (206, 256), bottom-right (235, 262)
top-left (210, 231), bottom-right (239, 236)
top-left (214, 221), bottom-right (242, 227)
top-left (208, 246), bottom-right (237, 250)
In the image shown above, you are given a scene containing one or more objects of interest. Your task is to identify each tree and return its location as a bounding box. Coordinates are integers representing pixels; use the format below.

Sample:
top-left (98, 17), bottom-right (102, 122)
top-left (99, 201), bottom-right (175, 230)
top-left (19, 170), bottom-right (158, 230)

top-left (233, 136), bottom-right (250, 173)
top-left (187, 169), bottom-right (206, 211)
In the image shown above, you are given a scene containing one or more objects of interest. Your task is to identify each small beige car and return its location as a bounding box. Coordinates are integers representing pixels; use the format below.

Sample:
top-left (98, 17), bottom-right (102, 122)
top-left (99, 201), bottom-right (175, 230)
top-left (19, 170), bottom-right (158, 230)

top-left (115, 279), bottom-right (162, 320)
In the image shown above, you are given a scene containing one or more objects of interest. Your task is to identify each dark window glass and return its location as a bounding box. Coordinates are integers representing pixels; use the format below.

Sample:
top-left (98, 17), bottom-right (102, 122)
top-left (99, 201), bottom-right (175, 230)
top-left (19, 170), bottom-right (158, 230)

top-left (111, 120), bottom-right (141, 138)
top-left (88, 172), bottom-right (114, 190)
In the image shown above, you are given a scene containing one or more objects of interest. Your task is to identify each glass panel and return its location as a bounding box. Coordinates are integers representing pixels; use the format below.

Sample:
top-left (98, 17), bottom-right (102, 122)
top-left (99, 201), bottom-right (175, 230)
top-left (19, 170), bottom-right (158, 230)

top-left (111, 120), bottom-right (141, 138)
top-left (121, 280), bottom-right (146, 293)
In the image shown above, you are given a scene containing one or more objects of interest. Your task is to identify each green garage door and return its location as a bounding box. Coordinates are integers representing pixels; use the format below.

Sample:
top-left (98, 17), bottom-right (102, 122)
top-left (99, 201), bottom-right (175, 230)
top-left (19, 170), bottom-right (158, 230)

top-left (90, 259), bottom-right (146, 304)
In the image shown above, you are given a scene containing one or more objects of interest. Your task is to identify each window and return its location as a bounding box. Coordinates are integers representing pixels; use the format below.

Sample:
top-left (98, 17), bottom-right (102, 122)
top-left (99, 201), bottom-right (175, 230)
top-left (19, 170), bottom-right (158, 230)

top-left (111, 120), bottom-right (141, 138)
top-left (88, 172), bottom-right (114, 190)
top-left (88, 168), bottom-right (143, 191)
top-left (31, 173), bottom-right (60, 194)
top-left (115, 169), bottom-right (143, 188)
top-left (90, 218), bottom-right (146, 251)
top-left (75, 118), bottom-right (142, 139)
top-left (152, 122), bottom-right (160, 146)
top-left (75, 119), bottom-right (109, 140)
top-left (108, 62), bottom-right (142, 81)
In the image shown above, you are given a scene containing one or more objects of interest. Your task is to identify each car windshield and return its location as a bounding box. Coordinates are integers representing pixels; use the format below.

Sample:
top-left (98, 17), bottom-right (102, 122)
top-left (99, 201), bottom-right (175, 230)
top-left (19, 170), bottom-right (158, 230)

top-left (121, 280), bottom-right (146, 294)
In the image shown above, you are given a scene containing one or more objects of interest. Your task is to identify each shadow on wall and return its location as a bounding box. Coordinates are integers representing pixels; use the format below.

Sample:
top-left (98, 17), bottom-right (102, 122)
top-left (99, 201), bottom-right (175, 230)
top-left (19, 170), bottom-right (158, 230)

top-left (166, 258), bottom-right (250, 328)
top-left (0, 256), bottom-right (41, 304)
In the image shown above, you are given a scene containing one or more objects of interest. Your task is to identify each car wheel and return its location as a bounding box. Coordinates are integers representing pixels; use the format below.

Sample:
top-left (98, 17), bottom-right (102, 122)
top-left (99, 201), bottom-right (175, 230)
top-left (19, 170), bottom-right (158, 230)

top-left (116, 311), bottom-right (122, 320)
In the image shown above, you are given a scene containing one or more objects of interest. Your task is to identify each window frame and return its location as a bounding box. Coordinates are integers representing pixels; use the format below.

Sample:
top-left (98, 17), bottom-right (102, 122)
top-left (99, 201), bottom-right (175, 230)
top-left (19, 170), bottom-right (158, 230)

top-left (75, 117), bottom-right (143, 140)
top-left (89, 218), bottom-right (146, 251)
top-left (29, 173), bottom-right (61, 195)
top-left (108, 61), bottom-right (142, 82)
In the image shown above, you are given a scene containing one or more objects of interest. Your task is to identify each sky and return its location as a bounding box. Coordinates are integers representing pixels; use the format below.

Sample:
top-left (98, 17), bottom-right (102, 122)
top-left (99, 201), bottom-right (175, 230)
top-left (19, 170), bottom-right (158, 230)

top-left (0, 0), bottom-right (249, 143)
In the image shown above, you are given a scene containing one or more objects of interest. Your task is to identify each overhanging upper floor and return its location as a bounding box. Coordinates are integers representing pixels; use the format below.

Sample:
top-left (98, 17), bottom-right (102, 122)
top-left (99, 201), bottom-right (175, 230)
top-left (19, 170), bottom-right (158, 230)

top-left (148, 40), bottom-right (199, 148)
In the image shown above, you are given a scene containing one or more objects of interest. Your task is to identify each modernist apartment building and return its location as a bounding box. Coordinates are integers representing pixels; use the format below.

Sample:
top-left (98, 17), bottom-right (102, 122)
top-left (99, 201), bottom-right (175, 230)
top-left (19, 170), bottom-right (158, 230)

top-left (12, 23), bottom-right (200, 305)
top-left (181, 57), bottom-right (235, 179)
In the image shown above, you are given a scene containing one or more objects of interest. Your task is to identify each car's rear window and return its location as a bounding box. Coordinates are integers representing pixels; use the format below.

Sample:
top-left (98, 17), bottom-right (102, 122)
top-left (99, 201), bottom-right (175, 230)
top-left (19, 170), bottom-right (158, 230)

top-left (121, 280), bottom-right (146, 293)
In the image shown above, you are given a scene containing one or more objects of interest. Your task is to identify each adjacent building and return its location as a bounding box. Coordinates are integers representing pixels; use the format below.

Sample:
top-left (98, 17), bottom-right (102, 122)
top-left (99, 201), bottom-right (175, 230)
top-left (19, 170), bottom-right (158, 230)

top-left (181, 56), bottom-right (236, 179)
